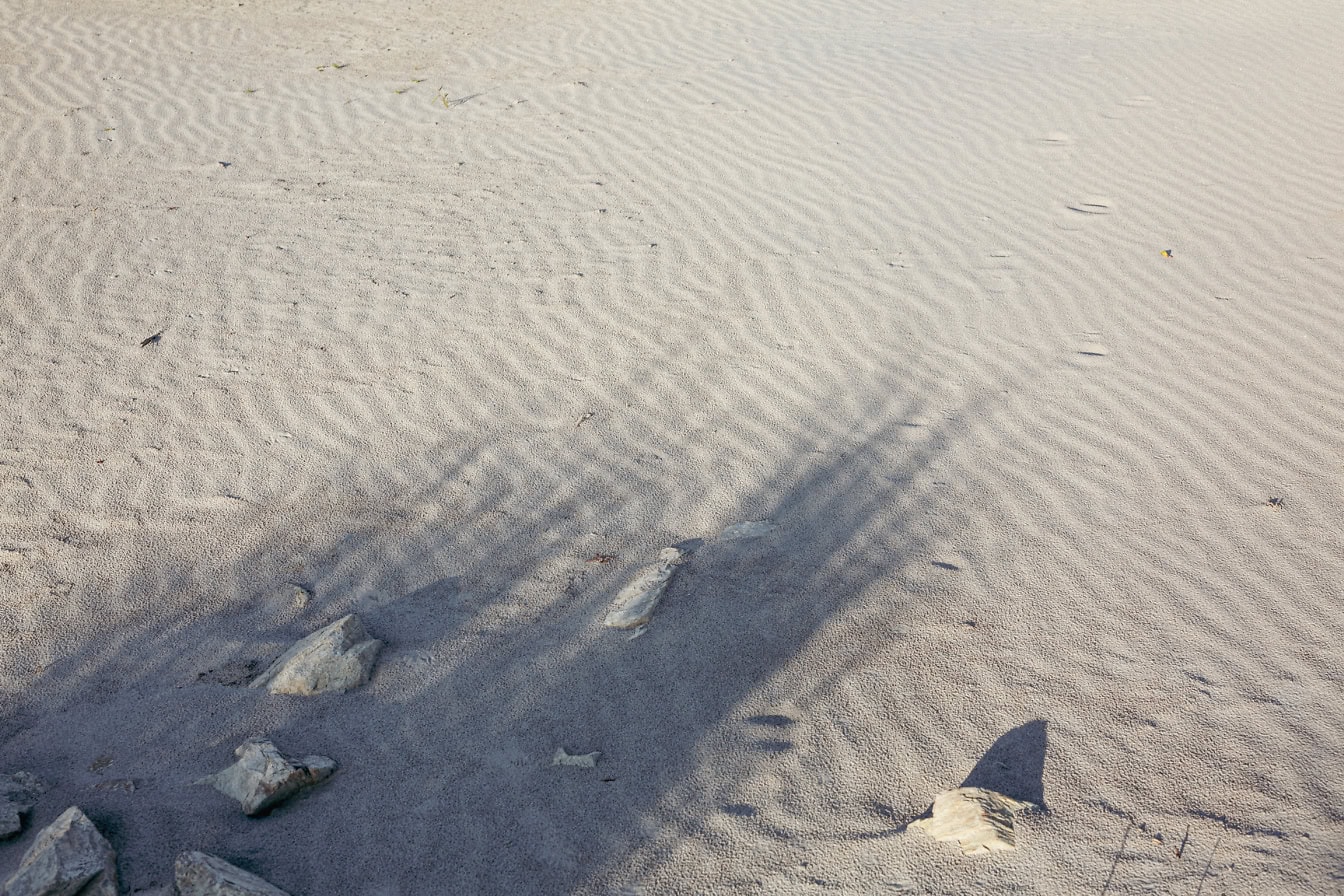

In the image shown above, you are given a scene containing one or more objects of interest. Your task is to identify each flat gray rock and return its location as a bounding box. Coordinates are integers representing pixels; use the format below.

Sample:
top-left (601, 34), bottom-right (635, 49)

top-left (198, 739), bottom-right (336, 816)
top-left (249, 614), bottom-right (382, 695)
top-left (719, 520), bottom-right (778, 541)
top-left (175, 851), bottom-right (291, 896)
top-left (1, 805), bottom-right (118, 896)
top-left (603, 548), bottom-right (685, 629)
top-left (1, 773), bottom-right (43, 840)
top-left (910, 786), bottom-right (1033, 855)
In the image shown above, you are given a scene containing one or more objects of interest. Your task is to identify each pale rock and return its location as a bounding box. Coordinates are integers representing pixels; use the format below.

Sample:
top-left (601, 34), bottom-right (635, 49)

top-left (552, 748), bottom-right (601, 768)
top-left (719, 520), bottom-right (778, 541)
top-left (1, 773), bottom-right (43, 839)
top-left (175, 851), bottom-right (291, 896)
top-left (1, 806), bottom-right (117, 896)
top-left (910, 787), bottom-right (1033, 855)
top-left (604, 548), bottom-right (685, 629)
top-left (198, 739), bottom-right (336, 816)
top-left (249, 614), bottom-right (382, 695)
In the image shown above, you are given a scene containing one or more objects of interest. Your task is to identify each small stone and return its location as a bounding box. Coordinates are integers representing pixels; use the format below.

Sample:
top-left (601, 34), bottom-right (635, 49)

top-left (198, 739), bottom-right (336, 816)
top-left (1, 773), bottom-right (43, 840)
top-left (175, 851), bottom-right (291, 896)
top-left (249, 614), bottom-right (382, 695)
top-left (604, 548), bottom-right (685, 629)
top-left (1, 806), bottom-right (118, 896)
top-left (719, 520), bottom-right (778, 541)
top-left (910, 787), bottom-right (1034, 855)
top-left (552, 748), bottom-right (601, 768)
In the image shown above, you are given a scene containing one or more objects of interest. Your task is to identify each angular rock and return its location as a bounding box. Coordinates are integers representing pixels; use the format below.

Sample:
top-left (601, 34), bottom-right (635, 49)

top-left (1, 773), bottom-right (43, 839)
top-left (1, 805), bottom-right (117, 896)
top-left (175, 851), bottom-right (291, 896)
top-left (198, 739), bottom-right (336, 816)
top-left (910, 786), bottom-right (1033, 855)
top-left (603, 548), bottom-right (685, 629)
top-left (249, 614), bottom-right (382, 695)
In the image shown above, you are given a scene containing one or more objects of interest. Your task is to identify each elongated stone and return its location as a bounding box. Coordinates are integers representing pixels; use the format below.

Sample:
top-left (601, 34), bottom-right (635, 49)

top-left (175, 851), bottom-right (291, 896)
top-left (198, 740), bottom-right (336, 816)
top-left (910, 787), bottom-right (1033, 855)
top-left (552, 748), bottom-right (601, 768)
top-left (1, 806), bottom-right (117, 896)
top-left (249, 614), bottom-right (382, 695)
top-left (604, 548), bottom-right (684, 629)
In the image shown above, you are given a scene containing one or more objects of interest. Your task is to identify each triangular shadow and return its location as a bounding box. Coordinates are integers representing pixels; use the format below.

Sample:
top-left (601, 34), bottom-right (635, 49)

top-left (959, 719), bottom-right (1049, 808)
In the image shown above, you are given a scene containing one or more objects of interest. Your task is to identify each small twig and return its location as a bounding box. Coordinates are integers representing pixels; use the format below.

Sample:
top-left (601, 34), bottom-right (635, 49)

top-left (1100, 819), bottom-right (1133, 896)
top-left (1194, 836), bottom-right (1221, 896)
top-left (1175, 824), bottom-right (1191, 858)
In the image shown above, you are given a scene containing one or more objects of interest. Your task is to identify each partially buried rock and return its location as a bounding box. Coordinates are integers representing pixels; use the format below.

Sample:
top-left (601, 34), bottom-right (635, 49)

top-left (249, 614), bottom-right (382, 696)
top-left (198, 739), bottom-right (336, 816)
top-left (552, 748), bottom-right (601, 768)
top-left (1, 773), bottom-right (43, 839)
top-left (1, 806), bottom-right (117, 896)
top-left (176, 851), bottom-right (291, 896)
top-left (603, 547), bottom-right (686, 630)
top-left (910, 787), bottom-right (1034, 855)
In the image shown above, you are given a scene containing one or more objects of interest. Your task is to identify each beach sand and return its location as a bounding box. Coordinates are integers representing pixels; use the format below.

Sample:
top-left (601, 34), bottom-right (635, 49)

top-left (2, 0), bottom-right (1343, 892)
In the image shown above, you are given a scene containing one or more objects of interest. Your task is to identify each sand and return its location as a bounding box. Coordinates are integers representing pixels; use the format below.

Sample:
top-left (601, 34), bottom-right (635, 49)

top-left (2, 0), bottom-right (1343, 892)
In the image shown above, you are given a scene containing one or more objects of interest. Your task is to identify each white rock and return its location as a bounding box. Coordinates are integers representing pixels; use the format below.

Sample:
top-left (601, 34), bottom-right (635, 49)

top-left (249, 614), bottom-right (382, 695)
top-left (175, 851), bottom-right (291, 896)
top-left (910, 787), bottom-right (1033, 855)
top-left (1, 773), bottom-right (43, 840)
top-left (604, 548), bottom-right (684, 629)
top-left (719, 520), bottom-right (778, 541)
top-left (198, 739), bottom-right (336, 816)
top-left (1, 806), bottom-right (117, 896)
top-left (551, 748), bottom-right (601, 768)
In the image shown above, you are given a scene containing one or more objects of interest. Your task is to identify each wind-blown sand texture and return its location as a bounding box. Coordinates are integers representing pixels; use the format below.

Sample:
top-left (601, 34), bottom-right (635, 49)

top-left (3, 0), bottom-right (1344, 892)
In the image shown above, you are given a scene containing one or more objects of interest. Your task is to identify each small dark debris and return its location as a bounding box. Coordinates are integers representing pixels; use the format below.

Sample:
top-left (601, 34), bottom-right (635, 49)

top-left (586, 554), bottom-right (615, 564)
top-left (1266, 496), bottom-right (1286, 510)
top-left (139, 330), bottom-right (164, 347)
top-left (932, 560), bottom-right (961, 571)
top-left (219, 161), bottom-right (232, 168)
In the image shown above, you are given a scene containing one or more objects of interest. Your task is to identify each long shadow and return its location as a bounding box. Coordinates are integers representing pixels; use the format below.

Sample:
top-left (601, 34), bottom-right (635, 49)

top-left (0, 377), bottom-right (976, 894)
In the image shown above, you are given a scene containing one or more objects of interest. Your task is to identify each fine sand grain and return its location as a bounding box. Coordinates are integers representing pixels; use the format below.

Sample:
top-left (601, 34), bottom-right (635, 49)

top-left (3, 0), bottom-right (1343, 893)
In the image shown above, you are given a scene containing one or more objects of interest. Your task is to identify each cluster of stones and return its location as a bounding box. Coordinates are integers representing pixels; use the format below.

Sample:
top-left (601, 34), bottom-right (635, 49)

top-left (4, 524), bottom-right (1034, 894)
top-left (1, 615), bottom-right (382, 895)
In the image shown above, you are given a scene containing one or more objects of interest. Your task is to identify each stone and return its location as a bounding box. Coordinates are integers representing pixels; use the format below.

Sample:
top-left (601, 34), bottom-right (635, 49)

top-left (603, 548), bottom-right (685, 629)
top-left (910, 787), bottom-right (1034, 855)
top-left (249, 614), bottom-right (382, 695)
top-left (175, 851), bottom-right (291, 896)
top-left (551, 748), bottom-right (601, 768)
top-left (719, 520), bottom-right (778, 541)
top-left (1, 805), bottom-right (118, 896)
top-left (1, 773), bottom-right (43, 839)
top-left (198, 739), bottom-right (336, 816)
